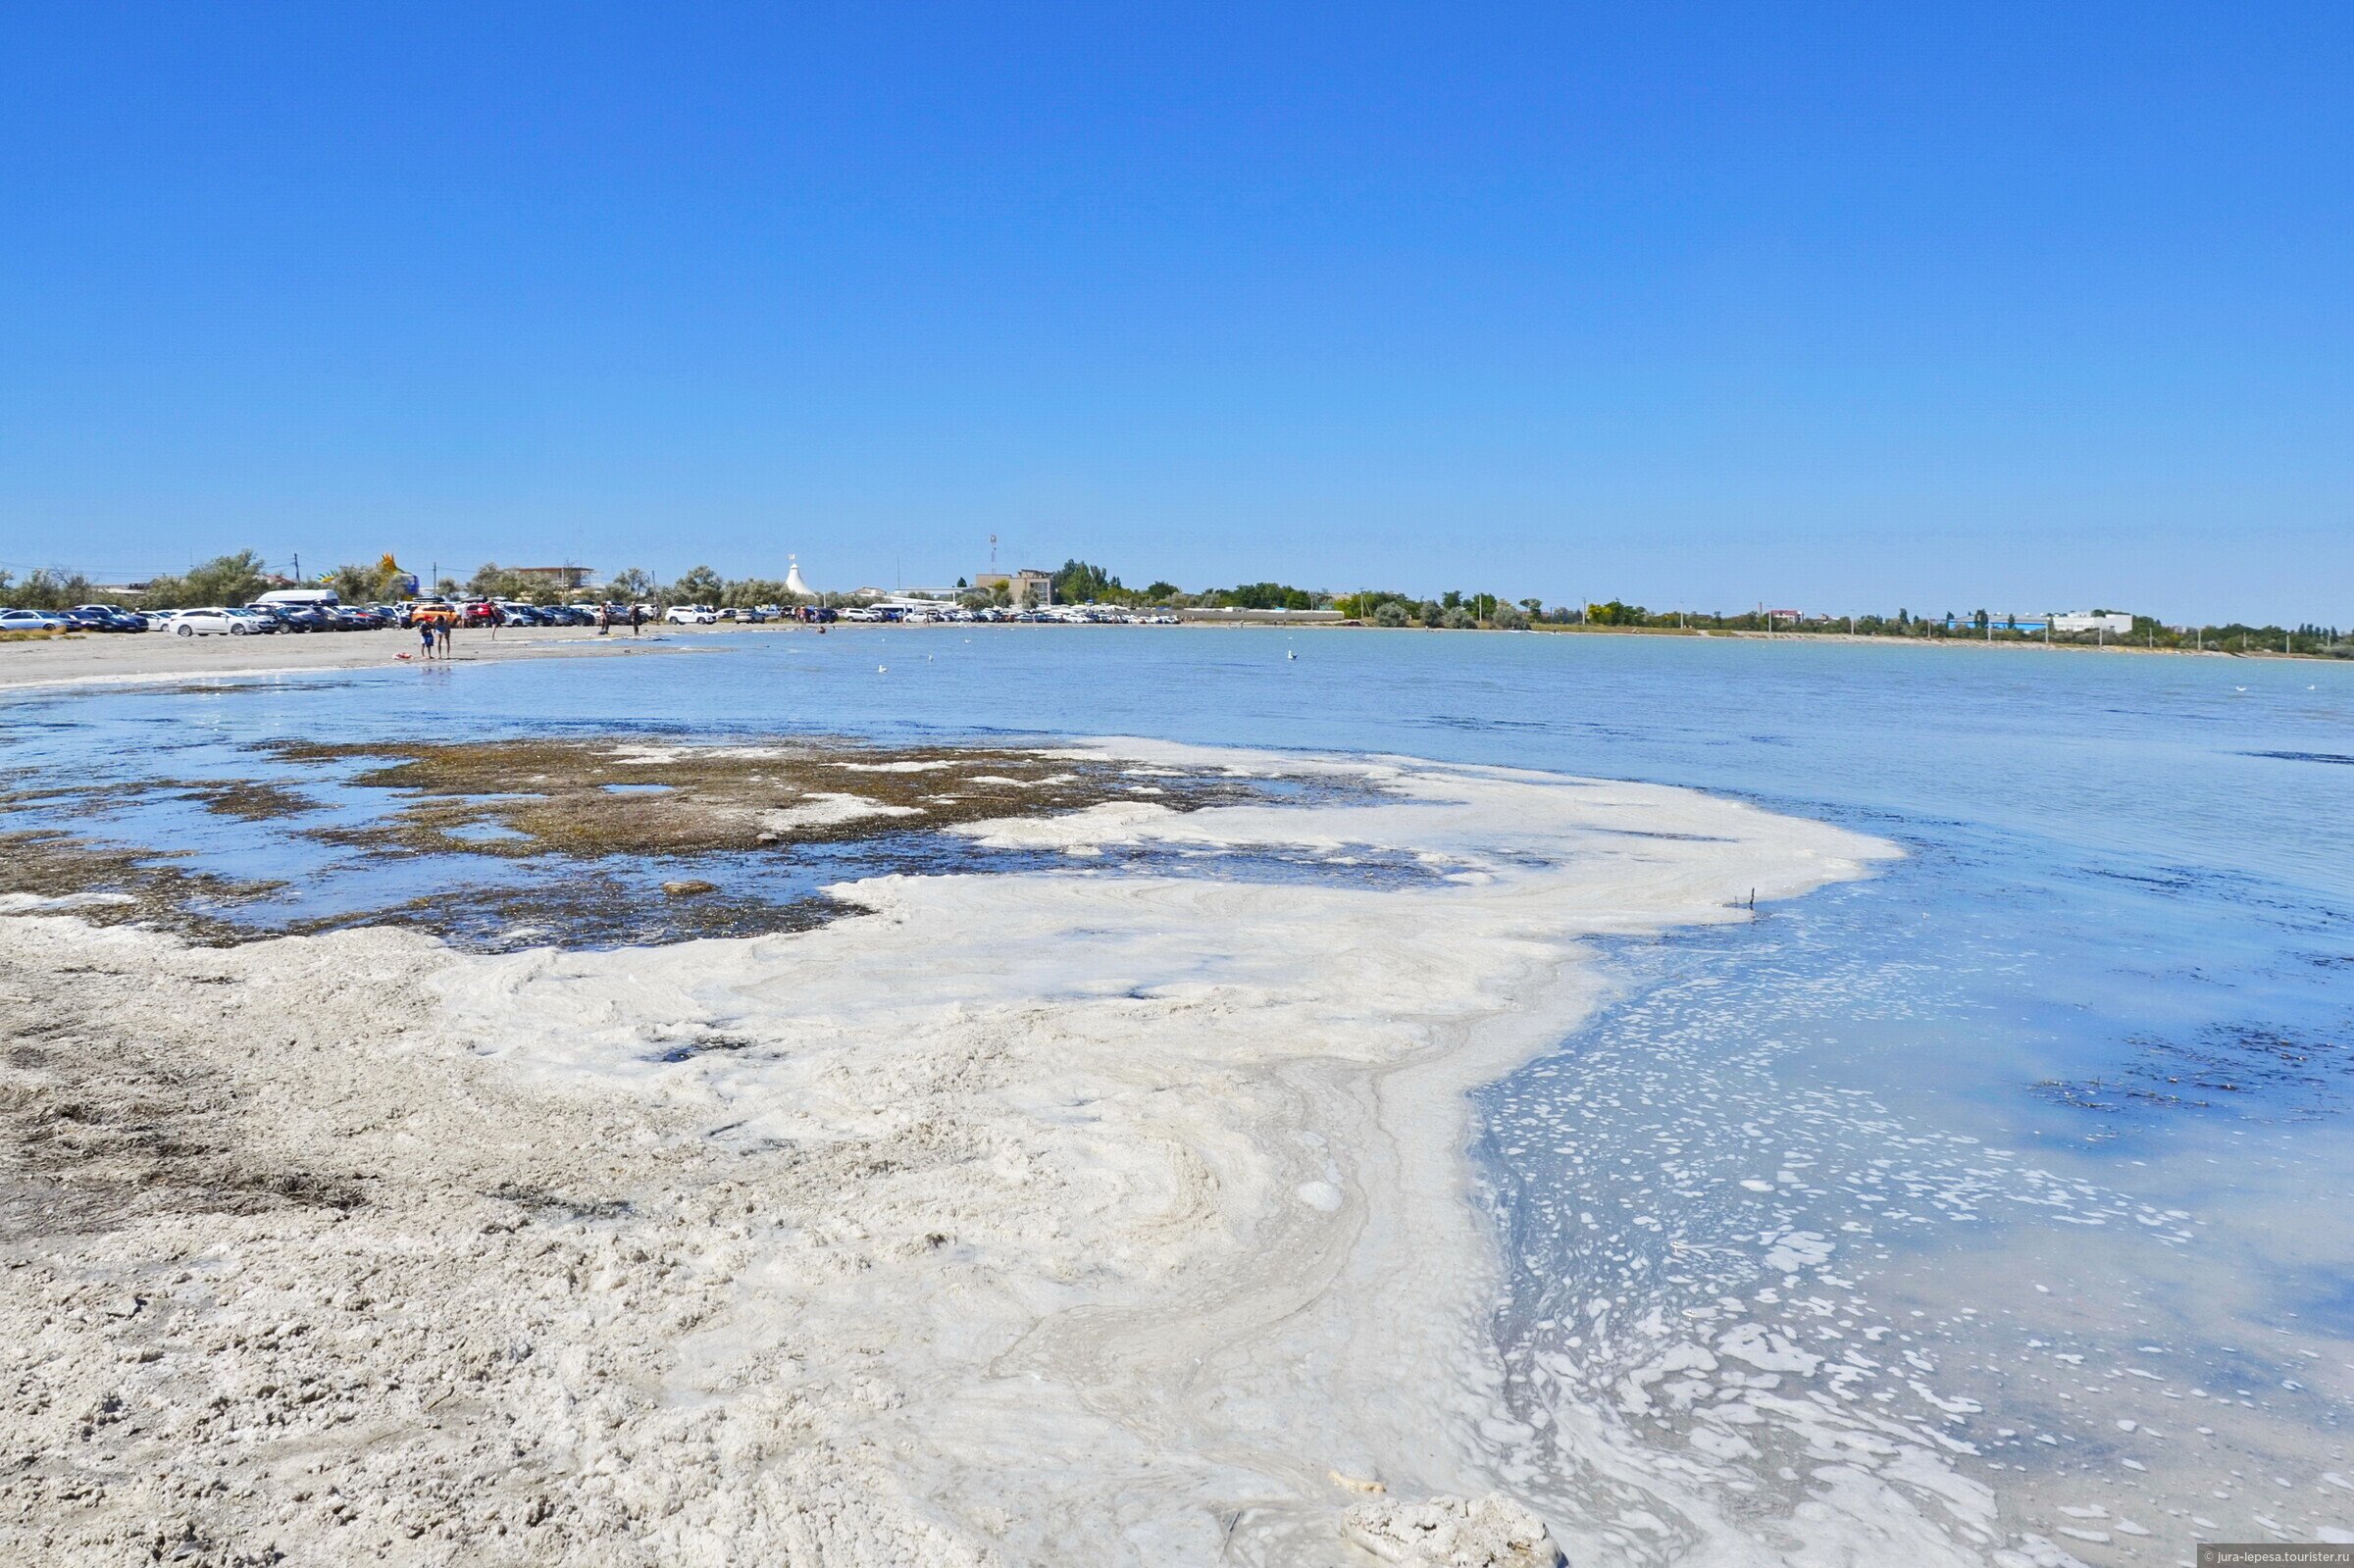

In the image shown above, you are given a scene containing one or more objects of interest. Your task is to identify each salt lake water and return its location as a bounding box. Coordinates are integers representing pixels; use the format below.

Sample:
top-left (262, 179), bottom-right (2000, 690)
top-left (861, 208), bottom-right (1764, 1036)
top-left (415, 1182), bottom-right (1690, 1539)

top-left (4, 628), bottom-right (2349, 1562)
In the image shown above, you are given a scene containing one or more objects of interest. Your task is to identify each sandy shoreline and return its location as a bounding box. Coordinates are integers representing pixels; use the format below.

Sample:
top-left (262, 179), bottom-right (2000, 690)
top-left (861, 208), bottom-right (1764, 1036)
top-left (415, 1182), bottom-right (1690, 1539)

top-left (0, 625), bottom-right (707, 690)
top-left (0, 741), bottom-right (1900, 1565)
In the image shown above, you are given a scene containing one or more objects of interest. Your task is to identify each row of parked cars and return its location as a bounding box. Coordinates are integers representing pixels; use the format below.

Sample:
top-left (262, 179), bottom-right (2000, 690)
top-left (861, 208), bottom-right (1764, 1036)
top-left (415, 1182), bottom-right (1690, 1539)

top-left (0, 601), bottom-right (417, 636)
top-left (0, 597), bottom-right (820, 638)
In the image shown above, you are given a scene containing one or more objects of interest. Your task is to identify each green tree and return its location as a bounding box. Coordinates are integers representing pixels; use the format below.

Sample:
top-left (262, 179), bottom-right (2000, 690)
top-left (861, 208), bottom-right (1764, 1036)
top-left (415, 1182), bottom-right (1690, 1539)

top-left (329, 562), bottom-right (394, 602)
top-left (722, 578), bottom-right (787, 608)
top-left (670, 565), bottom-right (724, 606)
top-left (1142, 580), bottom-right (1180, 601)
top-left (1051, 560), bottom-right (1122, 603)
top-left (1372, 600), bottom-right (1410, 629)
top-left (606, 568), bottom-right (655, 602)
top-left (143, 551), bottom-right (269, 609)
top-left (467, 562), bottom-right (519, 598)
top-left (8, 568), bottom-right (97, 611)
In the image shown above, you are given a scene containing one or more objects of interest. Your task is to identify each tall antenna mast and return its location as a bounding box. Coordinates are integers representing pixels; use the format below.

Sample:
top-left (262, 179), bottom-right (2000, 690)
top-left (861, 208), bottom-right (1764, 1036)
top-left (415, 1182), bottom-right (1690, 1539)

top-left (989, 533), bottom-right (998, 569)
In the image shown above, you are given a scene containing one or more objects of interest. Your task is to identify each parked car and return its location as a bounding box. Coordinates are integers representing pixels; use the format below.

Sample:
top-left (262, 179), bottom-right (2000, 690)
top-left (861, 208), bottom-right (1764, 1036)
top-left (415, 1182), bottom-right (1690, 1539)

top-left (58, 606), bottom-right (139, 632)
top-left (163, 608), bottom-right (247, 636)
top-left (223, 608), bottom-right (281, 634)
top-left (405, 602), bottom-right (458, 627)
top-left (461, 601), bottom-right (504, 628)
top-left (0, 608), bottom-right (71, 632)
top-left (664, 605), bottom-right (718, 625)
top-left (70, 604), bottom-right (149, 632)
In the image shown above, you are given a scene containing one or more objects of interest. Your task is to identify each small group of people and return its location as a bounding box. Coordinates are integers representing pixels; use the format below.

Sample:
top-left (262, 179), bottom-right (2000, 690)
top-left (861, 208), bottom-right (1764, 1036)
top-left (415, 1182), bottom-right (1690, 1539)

top-left (406, 602), bottom-right (646, 660)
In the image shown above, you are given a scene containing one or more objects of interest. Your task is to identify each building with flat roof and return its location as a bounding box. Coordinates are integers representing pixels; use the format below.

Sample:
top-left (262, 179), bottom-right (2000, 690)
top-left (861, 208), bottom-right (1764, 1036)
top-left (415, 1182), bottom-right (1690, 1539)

top-left (974, 569), bottom-right (1053, 607)
top-left (509, 566), bottom-right (596, 590)
top-left (2052, 611), bottom-right (2133, 634)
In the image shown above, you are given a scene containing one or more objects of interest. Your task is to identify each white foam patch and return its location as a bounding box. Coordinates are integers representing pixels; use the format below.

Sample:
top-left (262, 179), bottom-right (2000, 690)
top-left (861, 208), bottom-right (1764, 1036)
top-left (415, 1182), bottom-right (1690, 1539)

top-left (0, 891), bottom-right (140, 913)
top-left (755, 792), bottom-right (925, 832)
top-left (423, 741), bottom-right (1916, 1563)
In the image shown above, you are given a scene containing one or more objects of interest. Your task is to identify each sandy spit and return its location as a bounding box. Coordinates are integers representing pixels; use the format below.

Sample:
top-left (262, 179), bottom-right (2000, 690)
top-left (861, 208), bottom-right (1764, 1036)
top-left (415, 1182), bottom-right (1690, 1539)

top-left (0, 745), bottom-right (1894, 1565)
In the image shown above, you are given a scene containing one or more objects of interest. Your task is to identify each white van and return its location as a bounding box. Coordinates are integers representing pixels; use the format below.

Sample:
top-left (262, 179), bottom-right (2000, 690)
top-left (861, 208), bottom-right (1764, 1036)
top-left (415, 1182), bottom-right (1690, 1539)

top-left (253, 588), bottom-right (341, 610)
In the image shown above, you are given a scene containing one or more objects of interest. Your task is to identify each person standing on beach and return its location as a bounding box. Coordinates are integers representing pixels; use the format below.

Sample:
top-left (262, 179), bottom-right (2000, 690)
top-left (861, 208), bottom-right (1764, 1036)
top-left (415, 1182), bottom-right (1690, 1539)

top-left (630, 604), bottom-right (643, 636)
top-left (417, 620), bottom-right (436, 661)
top-left (596, 604), bottom-right (610, 635)
top-left (436, 617), bottom-right (453, 658)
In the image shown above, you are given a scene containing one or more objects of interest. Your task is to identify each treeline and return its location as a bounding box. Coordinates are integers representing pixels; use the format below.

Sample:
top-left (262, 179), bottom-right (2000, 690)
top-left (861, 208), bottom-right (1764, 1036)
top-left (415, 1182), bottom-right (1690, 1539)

top-left (1557, 603), bottom-right (2350, 655)
top-left (1032, 562), bottom-right (1530, 621)
top-left (10, 550), bottom-right (2345, 654)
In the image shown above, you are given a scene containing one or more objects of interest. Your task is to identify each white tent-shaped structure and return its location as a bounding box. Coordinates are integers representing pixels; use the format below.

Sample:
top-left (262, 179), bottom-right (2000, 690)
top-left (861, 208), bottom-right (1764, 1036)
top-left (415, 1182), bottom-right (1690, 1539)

top-left (783, 555), bottom-right (814, 599)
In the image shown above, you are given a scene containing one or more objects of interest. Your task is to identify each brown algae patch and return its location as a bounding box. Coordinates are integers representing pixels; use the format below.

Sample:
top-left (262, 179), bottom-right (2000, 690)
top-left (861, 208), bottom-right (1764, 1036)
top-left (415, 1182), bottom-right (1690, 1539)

top-left (0, 830), bottom-right (281, 946)
top-left (0, 738), bottom-right (1360, 951)
top-left (273, 737), bottom-right (1267, 859)
top-left (168, 779), bottom-right (319, 822)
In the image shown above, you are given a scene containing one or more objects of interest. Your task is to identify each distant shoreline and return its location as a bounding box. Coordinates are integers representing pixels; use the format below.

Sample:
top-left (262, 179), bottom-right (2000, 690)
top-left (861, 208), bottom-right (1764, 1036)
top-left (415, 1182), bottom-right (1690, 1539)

top-left (1, 616), bottom-right (2340, 694)
top-left (1175, 618), bottom-right (2338, 660)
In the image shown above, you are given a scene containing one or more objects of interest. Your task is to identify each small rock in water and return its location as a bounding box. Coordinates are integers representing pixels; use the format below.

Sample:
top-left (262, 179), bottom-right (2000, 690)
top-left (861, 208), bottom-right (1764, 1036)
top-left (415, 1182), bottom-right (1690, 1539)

top-left (1341, 1492), bottom-right (1564, 1566)
top-left (660, 880), bottom-right (718, 897)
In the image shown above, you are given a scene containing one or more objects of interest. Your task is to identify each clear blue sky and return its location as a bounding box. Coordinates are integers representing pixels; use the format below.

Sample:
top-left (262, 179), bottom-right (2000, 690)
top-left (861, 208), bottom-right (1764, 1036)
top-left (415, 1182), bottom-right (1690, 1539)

top-left (3, 3), bottom-right (2347, 622)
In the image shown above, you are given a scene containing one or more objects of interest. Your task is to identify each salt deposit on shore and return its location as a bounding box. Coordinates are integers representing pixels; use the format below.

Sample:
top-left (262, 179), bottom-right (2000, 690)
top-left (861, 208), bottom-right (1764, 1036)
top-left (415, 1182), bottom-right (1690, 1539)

top-left (0, 744), bottom-right (1895, 1564)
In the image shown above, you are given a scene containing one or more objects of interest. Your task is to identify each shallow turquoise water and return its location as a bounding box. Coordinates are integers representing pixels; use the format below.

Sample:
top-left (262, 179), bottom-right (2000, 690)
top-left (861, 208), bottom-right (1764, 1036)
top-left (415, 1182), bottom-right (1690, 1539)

top-left (4, 628), bottom-right (2349, 1557)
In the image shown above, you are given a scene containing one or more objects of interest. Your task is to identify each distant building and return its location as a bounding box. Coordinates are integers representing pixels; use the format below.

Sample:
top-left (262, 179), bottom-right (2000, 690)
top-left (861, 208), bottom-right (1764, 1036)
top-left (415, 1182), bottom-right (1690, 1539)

top-left (783, 556), bottom-right (815, 598)
top-left (975, 569), bottom-right (1053, 607)
top-left (2052, 611), bottom-right (2133, 634)
top-left (509, 566), bottom-right (596, 590)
